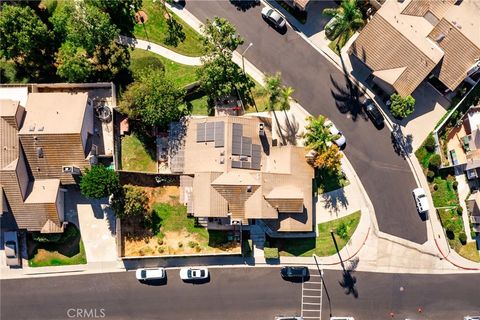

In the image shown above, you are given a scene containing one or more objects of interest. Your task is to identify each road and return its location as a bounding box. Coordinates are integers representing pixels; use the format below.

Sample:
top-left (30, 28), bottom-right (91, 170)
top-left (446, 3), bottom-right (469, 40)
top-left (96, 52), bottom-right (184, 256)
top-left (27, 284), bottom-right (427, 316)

top-left (2, 268), bottom-right (479, 320)
top-left (184, 0), bottom-right (427, 244)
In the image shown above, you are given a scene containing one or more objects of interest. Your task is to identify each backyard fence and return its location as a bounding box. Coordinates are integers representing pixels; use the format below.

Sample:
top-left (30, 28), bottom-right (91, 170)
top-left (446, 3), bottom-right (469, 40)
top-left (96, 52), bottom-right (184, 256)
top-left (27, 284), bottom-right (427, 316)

top-left (117, 170), bottom-right (180, 187)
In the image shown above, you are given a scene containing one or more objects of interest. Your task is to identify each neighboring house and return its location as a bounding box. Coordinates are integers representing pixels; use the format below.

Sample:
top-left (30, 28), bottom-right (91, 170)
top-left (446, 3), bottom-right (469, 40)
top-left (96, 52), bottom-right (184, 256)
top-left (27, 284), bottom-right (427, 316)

top-left (466, 191), bottom-right (480, 232)
top-left (350, 0), bottom-right (480, 97)
top-left (173, 115), bottom-right (314, 233)
top-left (0, 84), bottom-right (114, 233)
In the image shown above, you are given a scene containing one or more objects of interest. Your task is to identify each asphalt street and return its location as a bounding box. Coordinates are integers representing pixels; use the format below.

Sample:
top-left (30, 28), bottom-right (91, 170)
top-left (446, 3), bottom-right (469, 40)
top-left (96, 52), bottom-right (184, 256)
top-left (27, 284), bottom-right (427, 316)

top-left (2, 268), bottom-right (479, 320)
top-left (184, 0), bottom-right (427, 244)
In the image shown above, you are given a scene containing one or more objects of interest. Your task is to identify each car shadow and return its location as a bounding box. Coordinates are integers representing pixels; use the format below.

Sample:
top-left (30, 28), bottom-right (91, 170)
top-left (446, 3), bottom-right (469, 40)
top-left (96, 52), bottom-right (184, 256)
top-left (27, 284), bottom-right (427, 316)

top-left (282, 275), bottom-right (311, 283)
top-left (139, 276), bottom-right (168, 286)
top-left (182, 275), bottom-right (211, 285)
top-left (262, 17), bottom-right (288, 35)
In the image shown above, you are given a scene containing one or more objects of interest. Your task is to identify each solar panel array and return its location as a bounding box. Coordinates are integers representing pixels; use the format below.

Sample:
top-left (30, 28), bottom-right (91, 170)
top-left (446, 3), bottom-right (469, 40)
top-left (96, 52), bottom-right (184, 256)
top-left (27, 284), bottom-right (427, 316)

top-left (251, 144), bottom-right (261, 170)
top-left (196, 121), bottom-right (225, 148)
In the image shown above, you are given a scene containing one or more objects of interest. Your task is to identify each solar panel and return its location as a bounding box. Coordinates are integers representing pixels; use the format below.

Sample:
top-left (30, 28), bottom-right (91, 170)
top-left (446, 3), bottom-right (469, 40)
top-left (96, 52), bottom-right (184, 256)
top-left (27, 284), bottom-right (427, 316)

top-left (231, 161), bottom-right (242, 169)
top-left (196, 123), bottom-right (206, 142)
top-left (214, 121), bottom-right (225, 147)
top-left (232, 140), bottom-right (242, 155)
top-left (251, 144), bottom-right (261, 170)
top-left (205, 122), bottom-right (215, 141)
top-left (241, 137), bottom-right (252, 157)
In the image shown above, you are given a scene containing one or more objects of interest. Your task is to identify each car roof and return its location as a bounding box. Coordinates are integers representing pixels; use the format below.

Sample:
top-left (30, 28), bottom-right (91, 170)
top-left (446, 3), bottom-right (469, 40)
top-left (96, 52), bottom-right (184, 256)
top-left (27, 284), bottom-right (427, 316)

top-left (270, 10), bottom-right (282, 21)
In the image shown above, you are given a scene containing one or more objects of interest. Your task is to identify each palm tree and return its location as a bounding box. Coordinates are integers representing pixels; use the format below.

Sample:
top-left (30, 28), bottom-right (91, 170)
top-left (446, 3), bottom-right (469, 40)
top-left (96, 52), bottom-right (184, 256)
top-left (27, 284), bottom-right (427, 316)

top-left (265, 72), bottom-right (286, 145)
top-left (323, 0), bottom-right (364, 49)
top-left (304, 115), bottom-right (334, 154)
top-left (280, 86), bottom-right (294, 111)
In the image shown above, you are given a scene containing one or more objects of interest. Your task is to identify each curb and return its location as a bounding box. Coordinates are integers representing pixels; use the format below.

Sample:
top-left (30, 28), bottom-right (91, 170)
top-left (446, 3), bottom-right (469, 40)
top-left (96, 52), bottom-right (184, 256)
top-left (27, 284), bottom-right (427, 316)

top-left (434, 239), bottom-right (480, 271)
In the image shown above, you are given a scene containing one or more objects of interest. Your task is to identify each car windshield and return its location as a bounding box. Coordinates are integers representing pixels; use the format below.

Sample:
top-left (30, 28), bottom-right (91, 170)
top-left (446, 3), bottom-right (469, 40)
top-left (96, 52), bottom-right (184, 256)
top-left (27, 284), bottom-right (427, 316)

top-left (141, 270), bottom-right (147, 278)
top-left (200, 270), bottom-right (205, 277)
top-left (187, 270), bottom-right (192, 278)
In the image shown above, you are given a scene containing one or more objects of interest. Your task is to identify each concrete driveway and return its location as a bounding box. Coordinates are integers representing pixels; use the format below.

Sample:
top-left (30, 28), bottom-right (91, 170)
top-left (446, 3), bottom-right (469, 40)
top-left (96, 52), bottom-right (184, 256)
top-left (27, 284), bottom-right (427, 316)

top-left (65, 189), bottom-right (118, 263)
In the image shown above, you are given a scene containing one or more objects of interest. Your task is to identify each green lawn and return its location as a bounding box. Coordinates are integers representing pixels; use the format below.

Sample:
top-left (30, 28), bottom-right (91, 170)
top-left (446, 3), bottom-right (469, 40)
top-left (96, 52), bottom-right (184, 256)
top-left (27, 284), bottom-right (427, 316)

top-left (187, 94), bottom-right (210, 116)
top-left (315, 169), bottom-right (349, 194)
top-left (133, 0), bottom-right (203, 56)
top-left (28, 224), bottom-right (87, 267)
top-left (438, 208), bottom-right (480, 262)
top-left (327, 29), bottom-right (355, 56)
top-left (431, 176), bottom-right (459, 207)
top-left (270, 210), bottom-right (361, 257)
top-left (130, 49), bottom-right (199, 87)
top-left (121, 132), bottom-right (157, 172)
top-left (150, 203), bottom-right (232, 249)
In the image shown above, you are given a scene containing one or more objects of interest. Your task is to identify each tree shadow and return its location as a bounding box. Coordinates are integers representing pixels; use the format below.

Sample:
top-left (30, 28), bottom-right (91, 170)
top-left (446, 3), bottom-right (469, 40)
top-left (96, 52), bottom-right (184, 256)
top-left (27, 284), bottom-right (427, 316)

top-left (229, 0), bottom-right (260, 12)
top-left (321, 188), bottom-right (349, 214)
top-left (338, 256), bottom-right (360, 298)
top-left (391, 123), bottom-right (413, 159)
top-left (276, 111), bottom-right (300, 146)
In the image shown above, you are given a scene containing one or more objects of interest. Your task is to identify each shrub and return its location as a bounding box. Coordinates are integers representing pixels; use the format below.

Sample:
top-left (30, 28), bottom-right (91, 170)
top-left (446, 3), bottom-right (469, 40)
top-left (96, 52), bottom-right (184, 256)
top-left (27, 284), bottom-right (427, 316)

top-left (178, 242), bottom-right (183, 248)
top-left (452, 181), bottom-right (458, 190)
top-left (424, 134), bottom-right (436, 152)
top-left (389, 93), bottom-right (415, 119)
top-left (446, 225), bottom-right (455, 240)
top-left (158, 247), bottom-right (165, 254)
top-left (336, 222), bottom-right (349, 240)
top-left (188, 241), bottom-right (198, 248)
top-left (32, 232), bottom-right (62, 243)
top-left (457, 205), bottom-right (463, 215)
top-left (80, 165), bottom-right (120, 199)
top-left (428, 154), bottom-right (441, 172)
top-left (459, 232), bottom-right (467, 245)
top-left (433, 184), bottom-right (438, 191)
top-left (59, 224), bottom-right (79, 243)
top-left (427, 170), bottom-right (435, 182)
top-left (264, 247), bottom-right (279, 260)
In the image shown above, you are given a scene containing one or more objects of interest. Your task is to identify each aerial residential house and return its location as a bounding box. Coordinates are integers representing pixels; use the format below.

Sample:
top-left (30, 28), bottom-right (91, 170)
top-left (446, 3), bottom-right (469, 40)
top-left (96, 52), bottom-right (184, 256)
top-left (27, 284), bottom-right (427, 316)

top-left (0, 84), bottom-right (113, 233)
top-left (466, 191), bottom-right (480, 232)
top-left (350, 0), bottom-right (480, 98)
top-left (173, 115), bottom-right (314, 233)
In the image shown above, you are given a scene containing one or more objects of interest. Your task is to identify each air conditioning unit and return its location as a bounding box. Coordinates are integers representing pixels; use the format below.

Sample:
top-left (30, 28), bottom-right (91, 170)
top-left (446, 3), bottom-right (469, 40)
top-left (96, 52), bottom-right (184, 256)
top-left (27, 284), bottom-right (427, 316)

top-left (62, 166), bottom-right (81, 175)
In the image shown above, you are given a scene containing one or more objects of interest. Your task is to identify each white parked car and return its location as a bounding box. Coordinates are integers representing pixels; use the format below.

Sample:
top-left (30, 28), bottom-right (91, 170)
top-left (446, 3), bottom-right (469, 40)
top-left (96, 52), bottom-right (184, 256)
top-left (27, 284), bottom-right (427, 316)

top-left (179, 267), bottom-right (209, 280)
top-left (261, 7), bottom-right (286, 29)
top-left (330, 317), bottom-right (355, 320)
top-left (135, 267), bottom-right (166, 281)
top-left (324, 120), bottom-right (346, 147)
top-left (412, 187), bottom-right (429, 213)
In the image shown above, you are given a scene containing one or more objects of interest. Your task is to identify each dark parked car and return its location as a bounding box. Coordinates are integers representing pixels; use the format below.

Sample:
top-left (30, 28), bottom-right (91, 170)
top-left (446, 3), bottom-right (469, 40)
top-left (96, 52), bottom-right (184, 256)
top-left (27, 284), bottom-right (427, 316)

top-left (363, 99), bottom-right (385, 128)
top-left (280, 266), bottom-right (309, 279)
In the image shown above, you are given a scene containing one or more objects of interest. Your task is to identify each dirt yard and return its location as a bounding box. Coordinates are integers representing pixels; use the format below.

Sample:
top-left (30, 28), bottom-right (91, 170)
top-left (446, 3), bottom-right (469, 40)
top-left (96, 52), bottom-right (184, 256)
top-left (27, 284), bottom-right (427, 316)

top-left (122, 186), bottom-right (240, 257)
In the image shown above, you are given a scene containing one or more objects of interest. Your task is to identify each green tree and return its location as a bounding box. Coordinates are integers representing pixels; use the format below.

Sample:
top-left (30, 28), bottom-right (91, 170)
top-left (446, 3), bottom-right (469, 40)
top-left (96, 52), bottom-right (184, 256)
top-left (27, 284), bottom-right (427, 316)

top-left (314, 144), bottom-right (343, 173)
top-left (80, 165), bottom-right (120, 199)
top-left (111, 185), bottom-right (150, 219)
top-left (389, 93), bottom-right (415, 119)
top-left (197, 17), bottom-right (253, 101)
top-left (92, 41), bottom-right (130, 81)
top-left (0, 5), bottom-right (55, 80)
top-left (119, 71), bottom-right (187, 128)
top-left (323, 0), bottom-right (364, 47)
top-left (336, 221), bottom-right (349, 240)
top-left (165, 18), bottom-right (186, 47)
top-left (304, 115), bottom-right (336, 154)
top-left (55, 42), bottom-right (93, 82)
top-left (280, 86), bottom-right (294, 111)
top-left (86, 0), bottom-right (142, 35)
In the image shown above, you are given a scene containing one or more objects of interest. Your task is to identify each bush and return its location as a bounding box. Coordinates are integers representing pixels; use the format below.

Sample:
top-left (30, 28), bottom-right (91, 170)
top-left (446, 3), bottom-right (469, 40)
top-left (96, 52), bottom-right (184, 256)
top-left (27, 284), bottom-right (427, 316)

top-left (427, 170), bottom-right (435, 182)
top-left (32, 232), bottom-right (62, 243)
top-left (389, 93), bottom-right (415, 119)
top-left (452, 181), bottom-right (458, 190)
top-left (433, 184), bottom-right (438, 191)
top-left (424, 134), bottom-right (436, 153)
top-left (429, 154), bottom-right (441, 172)
top-left (459, 232), bottom-right (467, 245)
top-left (60, 224), bottom-right (79, 243)
top-left (446, 225), bottom-right (455, 240)
top-left (336, 222), bottom-right (349, 240)
top-left (188, 241), bottom-right (197, 248)
top-left (457, 205), bottom-right (463, 215)
top-left (80, 165), bottom-right (120, 199)
top-left (264, 247), bottom-right (279, 260)
top-left (178, 242), bottom-right (183, 248)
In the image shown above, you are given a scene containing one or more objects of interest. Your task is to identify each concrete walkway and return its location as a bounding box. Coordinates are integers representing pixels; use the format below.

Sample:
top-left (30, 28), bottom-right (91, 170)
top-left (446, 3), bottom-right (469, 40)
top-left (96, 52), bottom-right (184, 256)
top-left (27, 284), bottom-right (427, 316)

top-left (118, 35), bottom-right (202, 66)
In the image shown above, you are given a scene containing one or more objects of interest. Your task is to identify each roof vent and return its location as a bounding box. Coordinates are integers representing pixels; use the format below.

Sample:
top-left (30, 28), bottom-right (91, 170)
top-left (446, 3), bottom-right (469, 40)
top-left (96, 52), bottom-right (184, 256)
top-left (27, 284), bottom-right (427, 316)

top-left (247, 186), bottom-right (252, 193)
top-left (435, 33), bottom-right (446, 42)
top-left (29, 124), bottom-right (35, 131)
top-left (37, 126), bottom-right (44, 132)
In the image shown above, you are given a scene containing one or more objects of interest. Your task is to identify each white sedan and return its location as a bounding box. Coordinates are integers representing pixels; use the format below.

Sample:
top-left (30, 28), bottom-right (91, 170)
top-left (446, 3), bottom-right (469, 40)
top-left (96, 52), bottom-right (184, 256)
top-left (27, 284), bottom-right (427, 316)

top-left (412, 187), bottom-right (429, 213)
top-left (261, 7), bottom-right (286, 29)
top-left (179, 267), bottom-right (209, 280)
top-left (135, 267), bottom-right (166, 281)
top-left (324, 120), bottom-right (346, 147)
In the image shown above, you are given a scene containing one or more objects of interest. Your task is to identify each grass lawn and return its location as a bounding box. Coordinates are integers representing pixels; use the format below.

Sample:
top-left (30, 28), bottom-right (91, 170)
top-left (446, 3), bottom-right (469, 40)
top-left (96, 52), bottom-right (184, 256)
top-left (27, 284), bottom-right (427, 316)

top-left (431, 176), bottom-right (459, 208)
top-left (121, 132), bottom-right (157, 172)
top-left (133, 0), bottom-right (203, 56)
top-left (270, 210), bottom-right (361, 257)
top-left (130, 49), bottom-right (199, 87)
top-left (415, 145), bottom-right (435, 169)
top-left (315, 169), bottom-right (349, 194)
top-left (28, 224), bottom-right (87, 267)
top-left (438, 208), bottom-right (480, 262)
top-left (327, 30), bottom-right (355, 56)
top-left (187, 94), bottom-right (210, 116)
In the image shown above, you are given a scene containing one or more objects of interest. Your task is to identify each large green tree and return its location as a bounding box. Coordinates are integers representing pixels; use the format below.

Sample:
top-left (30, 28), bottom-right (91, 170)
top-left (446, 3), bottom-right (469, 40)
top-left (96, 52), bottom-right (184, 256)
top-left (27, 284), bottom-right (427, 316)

top-left (119, 71), bottom-right (187, 128)
top-left (110, 185), bottom-right (150, 219)
top-left (323, 0), bottom-right (364, 47)
top-left (80, 165), bottom-right (120, 199)
top-left (50, 1), bottom-right (129, 82)
top-left (197, 17), bottom-right (254, 101)
top-left (0, 4), bottom-right (55, 80)
top-left (86, 0), bottom-right (142, 36)
top-left (304, 115), bottom-right (336, 154)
